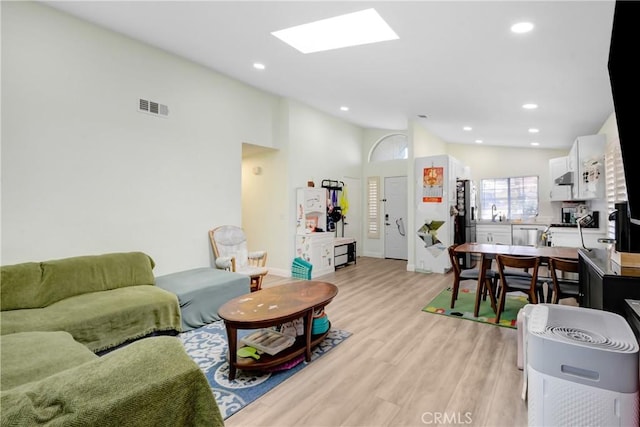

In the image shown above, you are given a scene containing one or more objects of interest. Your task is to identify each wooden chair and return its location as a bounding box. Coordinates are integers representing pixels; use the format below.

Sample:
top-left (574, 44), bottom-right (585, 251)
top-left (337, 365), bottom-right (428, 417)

top-left (448, 245), bottom-right (498, 311)
top-left (547, 257), bottom-right (580, 304)
top-left (495, 255), bottom-right (542, 324)
top-left (209, 225), bottom-right (268, 292)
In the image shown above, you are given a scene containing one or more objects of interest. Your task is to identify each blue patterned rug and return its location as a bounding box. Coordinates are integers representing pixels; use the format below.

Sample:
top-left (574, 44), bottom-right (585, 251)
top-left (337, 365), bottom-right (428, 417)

top-left (180, 320), bottom-right (351, 419)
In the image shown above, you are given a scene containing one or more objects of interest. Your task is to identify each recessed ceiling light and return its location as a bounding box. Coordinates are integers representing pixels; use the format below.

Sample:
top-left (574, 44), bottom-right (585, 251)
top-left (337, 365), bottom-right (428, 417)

top-left (340, 106), bottom-right (349, 111)
top-left (522, 103), bottom-right (538, 110)
top-left (253, 62), bottom-right (265, 70)
top-left (511, 22), bottom-right (534, 34)
top-left (271, 8), bottom-right (399, 54)
top-left (528, 128), bottom-right (539, 133)
top-left (530, 142), bottom-right (540, 146)
top-left (463, 126), bottom-right (472, 131)
top-left (475, 139), bottom-right (483, 144)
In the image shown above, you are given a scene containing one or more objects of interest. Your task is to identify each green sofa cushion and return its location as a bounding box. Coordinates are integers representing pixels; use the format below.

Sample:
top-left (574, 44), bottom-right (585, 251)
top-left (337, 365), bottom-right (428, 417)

top-left (0, 286), bottom-right (181, 353)
top-left (1, 252), bottom-right (156, 310)
top-left (39, 252), bottom-right (156, 307)
top-left (1, 331), bottom-right (97, 391)
top-left (1, 336), bottom-right (224, 427)
top-left (0, 262), bottom-right (43, 311)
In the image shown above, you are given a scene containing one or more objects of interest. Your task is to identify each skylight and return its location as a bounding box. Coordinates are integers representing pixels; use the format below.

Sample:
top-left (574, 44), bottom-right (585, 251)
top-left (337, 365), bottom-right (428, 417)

top-left (271, 9), bottom-right (399, 54)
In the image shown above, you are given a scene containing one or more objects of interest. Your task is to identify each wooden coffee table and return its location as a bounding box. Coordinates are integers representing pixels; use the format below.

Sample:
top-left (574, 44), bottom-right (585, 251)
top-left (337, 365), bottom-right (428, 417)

top-left (218, 281), bottom-right (338, 380)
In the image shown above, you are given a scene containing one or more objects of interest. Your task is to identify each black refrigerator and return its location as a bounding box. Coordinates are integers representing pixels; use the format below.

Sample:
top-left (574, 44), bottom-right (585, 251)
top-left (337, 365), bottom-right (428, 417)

top-left (454, 179), bottom-right (476, 269)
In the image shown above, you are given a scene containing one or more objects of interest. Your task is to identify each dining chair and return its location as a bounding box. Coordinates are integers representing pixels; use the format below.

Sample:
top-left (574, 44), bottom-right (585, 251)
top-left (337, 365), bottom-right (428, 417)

top-left (547, 257), bottom-right (580, 304)
top-left (495, 255), bottom-right (542, 324)
top-left (209, 225), bottom-right (268, 292)
top-left (448, 244), bottom-right (498, 310)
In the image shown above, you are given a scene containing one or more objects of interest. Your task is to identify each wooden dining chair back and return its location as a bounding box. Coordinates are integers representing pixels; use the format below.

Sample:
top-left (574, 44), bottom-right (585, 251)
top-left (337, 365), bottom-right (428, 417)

top-left (448, 245), bottom-right (497, 310)
top-left (547, 257), bottom-right (580, 304)
top-left (495, 255), bottom-right (541, 323)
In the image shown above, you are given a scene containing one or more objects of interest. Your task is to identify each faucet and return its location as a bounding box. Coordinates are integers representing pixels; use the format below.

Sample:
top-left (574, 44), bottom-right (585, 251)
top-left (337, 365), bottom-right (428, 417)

top-left (491, 204), bottom-right (498, 222)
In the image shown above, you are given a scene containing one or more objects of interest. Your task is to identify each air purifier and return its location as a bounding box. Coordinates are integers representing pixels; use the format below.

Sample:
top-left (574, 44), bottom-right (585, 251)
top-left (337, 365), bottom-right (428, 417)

top-left (526, 304), bottom-right (639, 426)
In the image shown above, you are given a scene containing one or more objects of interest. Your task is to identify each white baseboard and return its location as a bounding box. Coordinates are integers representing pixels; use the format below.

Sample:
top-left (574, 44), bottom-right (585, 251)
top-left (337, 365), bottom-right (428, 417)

top-left (361, 251), bottom-right (383, 258)
top-left (266, 267), bottom-right (290, 277)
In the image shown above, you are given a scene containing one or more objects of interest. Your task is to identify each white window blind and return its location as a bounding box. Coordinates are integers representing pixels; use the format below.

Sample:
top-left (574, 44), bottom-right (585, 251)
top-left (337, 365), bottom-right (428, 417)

top-left (367, 176), bottom-right (380, 238)
top-left (605, 137), bottom-right (627, 238)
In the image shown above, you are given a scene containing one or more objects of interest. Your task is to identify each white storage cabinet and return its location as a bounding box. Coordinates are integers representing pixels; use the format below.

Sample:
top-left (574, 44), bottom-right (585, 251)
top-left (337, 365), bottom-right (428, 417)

top-left (295, 187), bottom-right (335, 278)
top-left (296, 187), bottom-right (328, 233)
top-left (567, 135), bottom-right (606, 201)
top-left (295, 233), bottom-right (335, 278)
top-left (476, 224), bottom-right (512, 244)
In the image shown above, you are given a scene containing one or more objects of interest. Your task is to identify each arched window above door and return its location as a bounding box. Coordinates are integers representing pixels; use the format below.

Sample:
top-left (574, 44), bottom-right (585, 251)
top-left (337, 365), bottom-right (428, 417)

top-left (368, 133), bottom-right (408, 162)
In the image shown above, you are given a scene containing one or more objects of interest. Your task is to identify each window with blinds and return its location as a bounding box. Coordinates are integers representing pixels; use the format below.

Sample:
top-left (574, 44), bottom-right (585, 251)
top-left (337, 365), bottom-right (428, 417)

top-left (367, 176), bottom-right (380, 238)
top-left (479, 176), bottom-right (539, 221)
top-left (605, 137), bottom-right (627, 238)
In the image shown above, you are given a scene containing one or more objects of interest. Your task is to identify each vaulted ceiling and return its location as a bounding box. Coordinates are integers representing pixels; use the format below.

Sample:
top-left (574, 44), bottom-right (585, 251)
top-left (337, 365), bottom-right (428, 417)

top-left (44, 1), bottom-right (616, 149)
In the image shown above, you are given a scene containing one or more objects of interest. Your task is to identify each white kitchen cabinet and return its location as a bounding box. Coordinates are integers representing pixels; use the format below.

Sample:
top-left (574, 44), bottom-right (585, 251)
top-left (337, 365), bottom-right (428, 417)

top-left (295, 233), bottom-right (335, 278)
top-left (567, 135), bottom-right (605, 200)
top-left (476, 224), bottom-right (512, 244)
top-left (549, 228), bottom-right (607, 249)
top-left (549, 156), bottom-right (572, 201)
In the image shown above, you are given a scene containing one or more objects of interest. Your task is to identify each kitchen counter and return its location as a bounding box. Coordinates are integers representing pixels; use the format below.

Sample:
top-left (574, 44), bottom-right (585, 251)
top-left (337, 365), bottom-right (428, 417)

top-left (475, 220), bottom-right (551, 226)
top-left (549, 227), bottom-right (605, 233)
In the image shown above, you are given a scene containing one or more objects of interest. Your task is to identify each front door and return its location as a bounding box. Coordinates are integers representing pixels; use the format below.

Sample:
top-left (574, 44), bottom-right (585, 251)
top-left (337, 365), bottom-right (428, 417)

top-left (384, 176), bottom-right (408, 260)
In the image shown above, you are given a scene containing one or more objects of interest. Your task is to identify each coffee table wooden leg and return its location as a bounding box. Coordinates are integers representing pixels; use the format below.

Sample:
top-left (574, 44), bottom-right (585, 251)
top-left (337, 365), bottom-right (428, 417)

top-left (304, 309), bottom-right (313, 362)
top-left (225, 323), bottom-right (238, 380)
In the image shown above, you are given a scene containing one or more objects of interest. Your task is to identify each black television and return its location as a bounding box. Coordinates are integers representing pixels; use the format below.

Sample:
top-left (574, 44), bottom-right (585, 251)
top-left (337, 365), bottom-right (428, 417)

top-left (608, 1), bottom-right (640, 251)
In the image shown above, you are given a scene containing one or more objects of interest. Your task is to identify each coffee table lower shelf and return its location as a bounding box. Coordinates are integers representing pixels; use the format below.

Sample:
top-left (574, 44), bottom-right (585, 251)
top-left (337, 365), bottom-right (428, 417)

top-left (233, 325), bottom-right (331, 374)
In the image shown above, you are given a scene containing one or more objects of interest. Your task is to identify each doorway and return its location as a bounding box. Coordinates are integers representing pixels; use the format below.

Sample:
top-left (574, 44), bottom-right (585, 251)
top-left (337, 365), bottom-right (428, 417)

top-left (384, 176), bottom-right (408, 260)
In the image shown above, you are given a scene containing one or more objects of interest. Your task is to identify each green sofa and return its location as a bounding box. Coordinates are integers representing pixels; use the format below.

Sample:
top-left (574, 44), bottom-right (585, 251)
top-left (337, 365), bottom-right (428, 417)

top-left (0, 252), bottom-right (181, 353)
top-left (0, 331), bottom-right (224, 426)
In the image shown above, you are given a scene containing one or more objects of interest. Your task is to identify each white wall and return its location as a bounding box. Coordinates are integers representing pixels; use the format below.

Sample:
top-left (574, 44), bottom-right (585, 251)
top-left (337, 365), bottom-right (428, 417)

top-left (285, 100), bottom-right (363, 268)
top-left (408, 121), bottom-right (450, 270)
top-left (242, 143), bottom-right (290, 276)
top-left (1, 2), bottom-right (279, 274)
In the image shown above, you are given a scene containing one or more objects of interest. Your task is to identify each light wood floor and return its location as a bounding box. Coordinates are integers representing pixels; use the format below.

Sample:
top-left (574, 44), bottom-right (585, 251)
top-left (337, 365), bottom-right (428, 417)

top-left (225, 257), bottom-right (528, 427)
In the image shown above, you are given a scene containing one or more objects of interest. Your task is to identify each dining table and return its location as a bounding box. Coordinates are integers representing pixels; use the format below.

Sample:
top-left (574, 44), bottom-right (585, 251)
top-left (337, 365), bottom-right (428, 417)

top-left (453, 242), bottom-right (579, 318)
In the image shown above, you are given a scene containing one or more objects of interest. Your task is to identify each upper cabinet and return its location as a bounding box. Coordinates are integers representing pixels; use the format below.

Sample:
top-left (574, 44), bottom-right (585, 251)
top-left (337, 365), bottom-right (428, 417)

top-left (549, 156), bottom-right (572, 201)
top-left (568, 134), bottom-right (605, 200)
top-left (550, 135), bottom-right (605, 202)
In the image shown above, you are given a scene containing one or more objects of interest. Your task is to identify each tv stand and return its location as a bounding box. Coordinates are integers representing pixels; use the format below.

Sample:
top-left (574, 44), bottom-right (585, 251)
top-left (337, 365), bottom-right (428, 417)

top-left (578, 248), bottom-right (640, 316)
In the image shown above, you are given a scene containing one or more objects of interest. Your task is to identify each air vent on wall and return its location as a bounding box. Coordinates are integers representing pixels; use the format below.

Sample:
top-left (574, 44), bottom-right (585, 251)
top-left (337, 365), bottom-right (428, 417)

top-left (138, 98), bottom-right (169, 117)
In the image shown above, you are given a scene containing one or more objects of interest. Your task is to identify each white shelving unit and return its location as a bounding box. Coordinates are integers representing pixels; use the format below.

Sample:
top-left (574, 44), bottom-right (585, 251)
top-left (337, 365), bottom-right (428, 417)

top-left (295, 187), bottom-right (334, 278)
